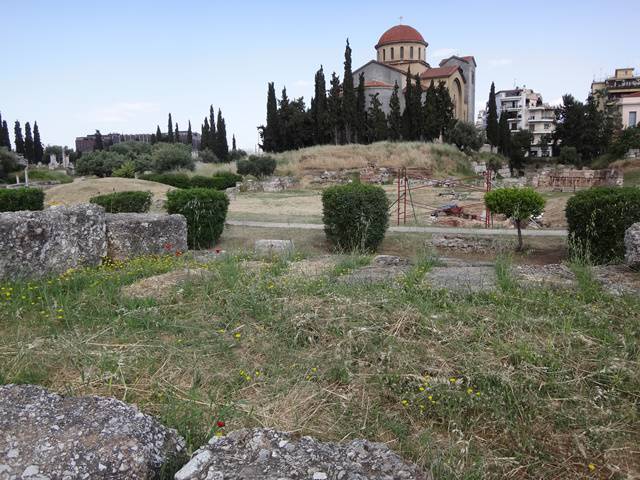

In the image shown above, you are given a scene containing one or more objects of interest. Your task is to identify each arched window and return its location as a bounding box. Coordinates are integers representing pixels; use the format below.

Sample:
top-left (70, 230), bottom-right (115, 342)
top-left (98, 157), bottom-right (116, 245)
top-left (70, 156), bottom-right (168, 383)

top-left (400, 46), bottom-right (404, 59)
top-left (391, 47), bottom-right (394, 60)
top-left (383, 49), bottom-right (386, 61)
top-left (410, 46), bottom-right (414, 59)
top-left (418, 48), bottom-right (421, 60)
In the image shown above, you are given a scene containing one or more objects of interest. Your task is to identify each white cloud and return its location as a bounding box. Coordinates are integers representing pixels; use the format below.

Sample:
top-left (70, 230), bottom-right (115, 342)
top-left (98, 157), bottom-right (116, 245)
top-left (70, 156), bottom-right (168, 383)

top-left (488, 58), bottom-right (513, 67)
top-left (89, 101), bottom-right (159, 123)
top-left (431, 48), bottom-right (457, 59)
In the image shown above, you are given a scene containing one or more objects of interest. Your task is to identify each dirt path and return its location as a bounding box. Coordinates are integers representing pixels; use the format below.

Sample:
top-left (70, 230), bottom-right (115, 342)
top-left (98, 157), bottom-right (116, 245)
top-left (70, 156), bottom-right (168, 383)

top-left (226, 220), bottom-right (568, 237)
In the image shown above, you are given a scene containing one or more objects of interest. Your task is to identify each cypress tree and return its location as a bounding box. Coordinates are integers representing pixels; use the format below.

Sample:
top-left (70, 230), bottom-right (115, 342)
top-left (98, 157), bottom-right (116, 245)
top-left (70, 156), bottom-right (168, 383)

top-left (216, 109), bottom-right (229, 161)
top-left (155, 125), bottom-right (162, 143)
top-left (167, 113), bottom-right (174, 142)
top-left (202, 117), bottom-right (210, 150)
top-left (341, 39), bottom-right (356, 143)
top-left (388, 81), bottom-right (402, 141)
top-left (232, 134), bottom-right (237, 151)
top-left (14, 121), bottom-right (25, 155)
top-left (498, 111), bottom-right (511, 157)
top-left (413, 73), bottom-right (423, 139)
top-left (24, 122), bottom-right (35, 162)
top-left (327, 73), bottom-right (342, 145)
top-left (311, 66), bottom-right (329, 145)
top-left (435, 82), bottom-right (455, 139)
top-left (94, 129), bottom-right (104, 151)
top-left (0, 113), bottom-right (5, 148)
top-left (262, 82), bottom-right (280, 152)
top-left (402, 73), bottom-right (413, 139)
top-left (366, 93), bottom-right (388, 143)
top-left (33, 122), bottom-right (43, 163)
top-left (486, 82), bottom-right (499, 148)
top-left (423, 82), bottom-right (439, 141)
top-left (175, 122), bottom-right (180, 143)
top-left (209, 105), bottom-right (217, 152)
top-left (187, 121), bottom-right (193, 148)
top-left (355, 72), bottom-right (366, 143)
top-left (1, 121), bottom-right (11, 150)
top-left (278, 87), bottom-right (292, 151)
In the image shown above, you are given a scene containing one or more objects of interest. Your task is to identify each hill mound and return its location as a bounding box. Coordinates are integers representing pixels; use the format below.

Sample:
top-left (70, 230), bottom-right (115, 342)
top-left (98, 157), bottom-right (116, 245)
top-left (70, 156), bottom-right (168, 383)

top-left (273, 141), bottom-right (471, 177)
top-left (45, 178), bottom-right (175, 211)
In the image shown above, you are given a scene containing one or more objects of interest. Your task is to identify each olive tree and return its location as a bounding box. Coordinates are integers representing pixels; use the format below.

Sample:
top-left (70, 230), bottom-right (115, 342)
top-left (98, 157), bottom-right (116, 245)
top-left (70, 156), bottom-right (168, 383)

top-left (484, 187), bottom-right (546, 251)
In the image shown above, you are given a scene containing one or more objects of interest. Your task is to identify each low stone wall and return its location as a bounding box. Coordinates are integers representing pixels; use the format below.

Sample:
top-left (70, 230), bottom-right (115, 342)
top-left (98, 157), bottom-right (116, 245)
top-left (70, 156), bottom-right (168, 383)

top-left (530, 168), bottom-right (623, 190)
top-left (0, 204), bottom-right (107, 280)
top-left (625, 223), bottom-right (640, 268)
top-left (106, 213), bottom-right (187, 261)
top-left (0, 205), bottom-right (188, 280)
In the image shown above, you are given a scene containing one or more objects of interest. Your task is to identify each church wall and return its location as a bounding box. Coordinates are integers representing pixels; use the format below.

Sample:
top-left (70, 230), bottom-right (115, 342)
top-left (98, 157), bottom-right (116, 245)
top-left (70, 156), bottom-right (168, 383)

top-left (440, 58), bottom-right (476, 123)
top-left (363, 87), bottom-right (395, 115)
top-left (353, 62), bottom-right (405, 90)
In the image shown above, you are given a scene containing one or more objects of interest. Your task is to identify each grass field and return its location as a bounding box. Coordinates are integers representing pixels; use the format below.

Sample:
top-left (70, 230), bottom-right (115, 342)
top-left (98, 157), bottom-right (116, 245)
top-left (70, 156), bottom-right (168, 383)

top-left (2, 246), bottom-right (636, 479)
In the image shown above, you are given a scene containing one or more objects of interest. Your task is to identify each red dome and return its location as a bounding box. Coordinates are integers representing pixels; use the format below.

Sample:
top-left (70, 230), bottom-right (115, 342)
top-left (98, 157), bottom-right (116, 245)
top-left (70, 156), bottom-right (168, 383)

top-left (376, 25), bottom-right (427, 48)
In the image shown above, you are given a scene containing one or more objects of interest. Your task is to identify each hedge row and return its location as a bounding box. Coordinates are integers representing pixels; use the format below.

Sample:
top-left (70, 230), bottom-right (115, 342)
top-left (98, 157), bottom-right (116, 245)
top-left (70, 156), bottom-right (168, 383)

top-left (236, 156), bottom-right (276, 178)
top-left (140, 172), bottom-right (241, 190)
top-left (89, 191), bottom-right (152, 213)
top-left (0, 187), bottom-right (45, 212)
top-left (566, 187), bottom-right (640, 263)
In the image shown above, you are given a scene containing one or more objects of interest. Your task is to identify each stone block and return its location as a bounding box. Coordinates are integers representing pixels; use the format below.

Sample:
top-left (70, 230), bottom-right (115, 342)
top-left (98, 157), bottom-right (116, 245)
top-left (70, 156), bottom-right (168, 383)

top-left (254, 239), bottom-right (294, 257)
top-left (105, 213), bottom-right (187, 261)
top-left (0, 384), bottom-right (185, 479)
top-left (624, 222), bottom-right (640, 268)
top-left (0, 204), bottom-right (106, 280)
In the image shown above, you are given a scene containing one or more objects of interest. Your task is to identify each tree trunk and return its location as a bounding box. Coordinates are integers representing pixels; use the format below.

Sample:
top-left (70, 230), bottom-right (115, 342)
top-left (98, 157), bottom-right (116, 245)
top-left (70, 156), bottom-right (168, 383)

top-left (516, 219), bottom-right (523, 251)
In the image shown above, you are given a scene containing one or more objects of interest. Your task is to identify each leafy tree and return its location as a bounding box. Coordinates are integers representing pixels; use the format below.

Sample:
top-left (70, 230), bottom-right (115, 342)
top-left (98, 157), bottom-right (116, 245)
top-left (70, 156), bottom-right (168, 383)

top-left (538, 133), bottom-right (552, 157)
top-left (215, 109), bottom-right (229, 161)
top-left (485, 187), bottom-right (545, 251)
top-left (14, 121), bottom-right (24, 155)
top-left (327, 73), bottom-right (342, 145)
top-left (198, 148), bottom-right (218, 163)
top-left (486, 82), bottom-right (499, 147)
top-left (0, 147), bottom-right (20, 181)
top-left (94, 129), bottom-right (104, 151)
top-left (341, 39), bottom-right (356, 143)
top-left (167, 113), bottom-right (174, 142)
top-left (260, 82), bottom-right (280, 152)
top-left (366, 93), bottom-right (388, 143)
top-left (509, 130), bottom-right (533, 175)
top-left (423, 82), bottom-right (439, 141)
top-left (76, 151), bottom-right (127, 177)
top-left (151, 142), bottom-right (194, 172)
top-left (311, 66), bottom-right (330, 145)
top-left (24, 122), bottom-right (34, 162)
top-left (44, 145), bottom-right (64, 162)
top-left (187, 121), bottom-right (193, 147)
top-left (388, 81), bottom-right (402, 141)
top-left (447, 121), bottom-right (483, 153)
top-left (33, 122), bottom-right (43, 164)
top-left (355, 72), bottom-right (366, 143)
top-left (1, 120), bottom-right (10, 150)
top-left (498, 112), bottom-right (511, 157)
top-left (559, 146), bottom-right (579, 164)
top-left (609, 125), bottom-right (640, 158)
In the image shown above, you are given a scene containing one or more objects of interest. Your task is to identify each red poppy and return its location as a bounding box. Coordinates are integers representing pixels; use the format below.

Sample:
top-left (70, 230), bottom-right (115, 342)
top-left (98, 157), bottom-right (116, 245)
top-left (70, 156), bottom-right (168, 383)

top-left (216, 420), bottom-right (225, 428)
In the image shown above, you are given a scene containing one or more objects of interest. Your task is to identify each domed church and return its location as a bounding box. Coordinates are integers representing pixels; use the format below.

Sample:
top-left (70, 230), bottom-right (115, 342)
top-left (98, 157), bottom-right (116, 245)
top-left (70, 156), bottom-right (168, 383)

top-left (353, 24), bottom-right (476, 123)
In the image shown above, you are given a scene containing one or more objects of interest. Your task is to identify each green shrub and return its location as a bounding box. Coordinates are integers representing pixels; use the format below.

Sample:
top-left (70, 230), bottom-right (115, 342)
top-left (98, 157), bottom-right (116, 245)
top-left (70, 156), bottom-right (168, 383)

top-left (0, 148), bottom-right (21, 181)
top-left (189, 175), bottom-right (220, 189)
top-left (322, 183), bottom-right (389, 252)
top-left (166, 188), bottom-right (229, 248)
top-left (112, 160), bottom-right (137, 178)
top-left (89, 191), bottom-right (152, 213)
top-left (211, 172), bottom-right (241, 190)
top-left (198, 149), bottom-right (218, 163)
top-left (0, 187), bottom-right (45, 212)
top-left (140, 173), bottom-right (192, 189)
top-left (565, 187), bottom-right (640, 263)
top-left (236, 155), bottom-right (276, 177)
top-left (559, 146), bottom-right (579, 165)
top-left (485, 187), bottom-right (545, 251)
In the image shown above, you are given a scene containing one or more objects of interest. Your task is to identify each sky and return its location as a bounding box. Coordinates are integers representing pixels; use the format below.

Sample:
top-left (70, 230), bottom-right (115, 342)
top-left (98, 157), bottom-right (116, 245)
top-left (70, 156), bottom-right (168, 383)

top-left (3, 0), bottom-right (639, 152)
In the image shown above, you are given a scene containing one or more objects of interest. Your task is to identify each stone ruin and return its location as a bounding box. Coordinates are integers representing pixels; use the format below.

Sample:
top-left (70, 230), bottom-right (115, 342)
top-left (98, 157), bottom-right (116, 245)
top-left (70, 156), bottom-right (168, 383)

top-left (0, 204), bottom-right (187, 280)
top-left (530, 167), bottom-right (623, 190)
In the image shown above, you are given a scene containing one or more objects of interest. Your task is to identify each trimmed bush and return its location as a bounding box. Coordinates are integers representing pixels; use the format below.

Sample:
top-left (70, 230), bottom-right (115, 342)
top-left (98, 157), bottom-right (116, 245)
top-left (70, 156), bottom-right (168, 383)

top-left (89, 191), bottom-right (152, 213)
top-left (189, 175), bottom-right (220, 189)
top-left (236, 155), bottom-right (276, 178)
top-left (566, 187), bottom-right (640, 263)
top-left (166, 188), bottom-right (229, 248)
top-left (211, 172), bottom-right (241, 190)
top-left (140, 173), bottom-right (192, 189)
top-left (322, 183), bottom-right (389, 252)
top-left (0, 187), bottom-right (45, 212)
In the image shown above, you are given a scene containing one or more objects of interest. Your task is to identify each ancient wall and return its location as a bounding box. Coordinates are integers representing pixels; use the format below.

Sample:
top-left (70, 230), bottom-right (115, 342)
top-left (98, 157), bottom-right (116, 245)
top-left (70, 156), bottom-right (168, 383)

top-left (530, 168), bottom-right (623, 190)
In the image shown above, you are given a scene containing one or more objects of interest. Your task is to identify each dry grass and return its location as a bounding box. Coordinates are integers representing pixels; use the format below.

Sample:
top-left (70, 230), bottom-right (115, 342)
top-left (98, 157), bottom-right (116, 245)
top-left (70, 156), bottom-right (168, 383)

top-left (45, 178), bottom-right (174, 212)
top-left (273, 141), bottom-right (472, 177)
